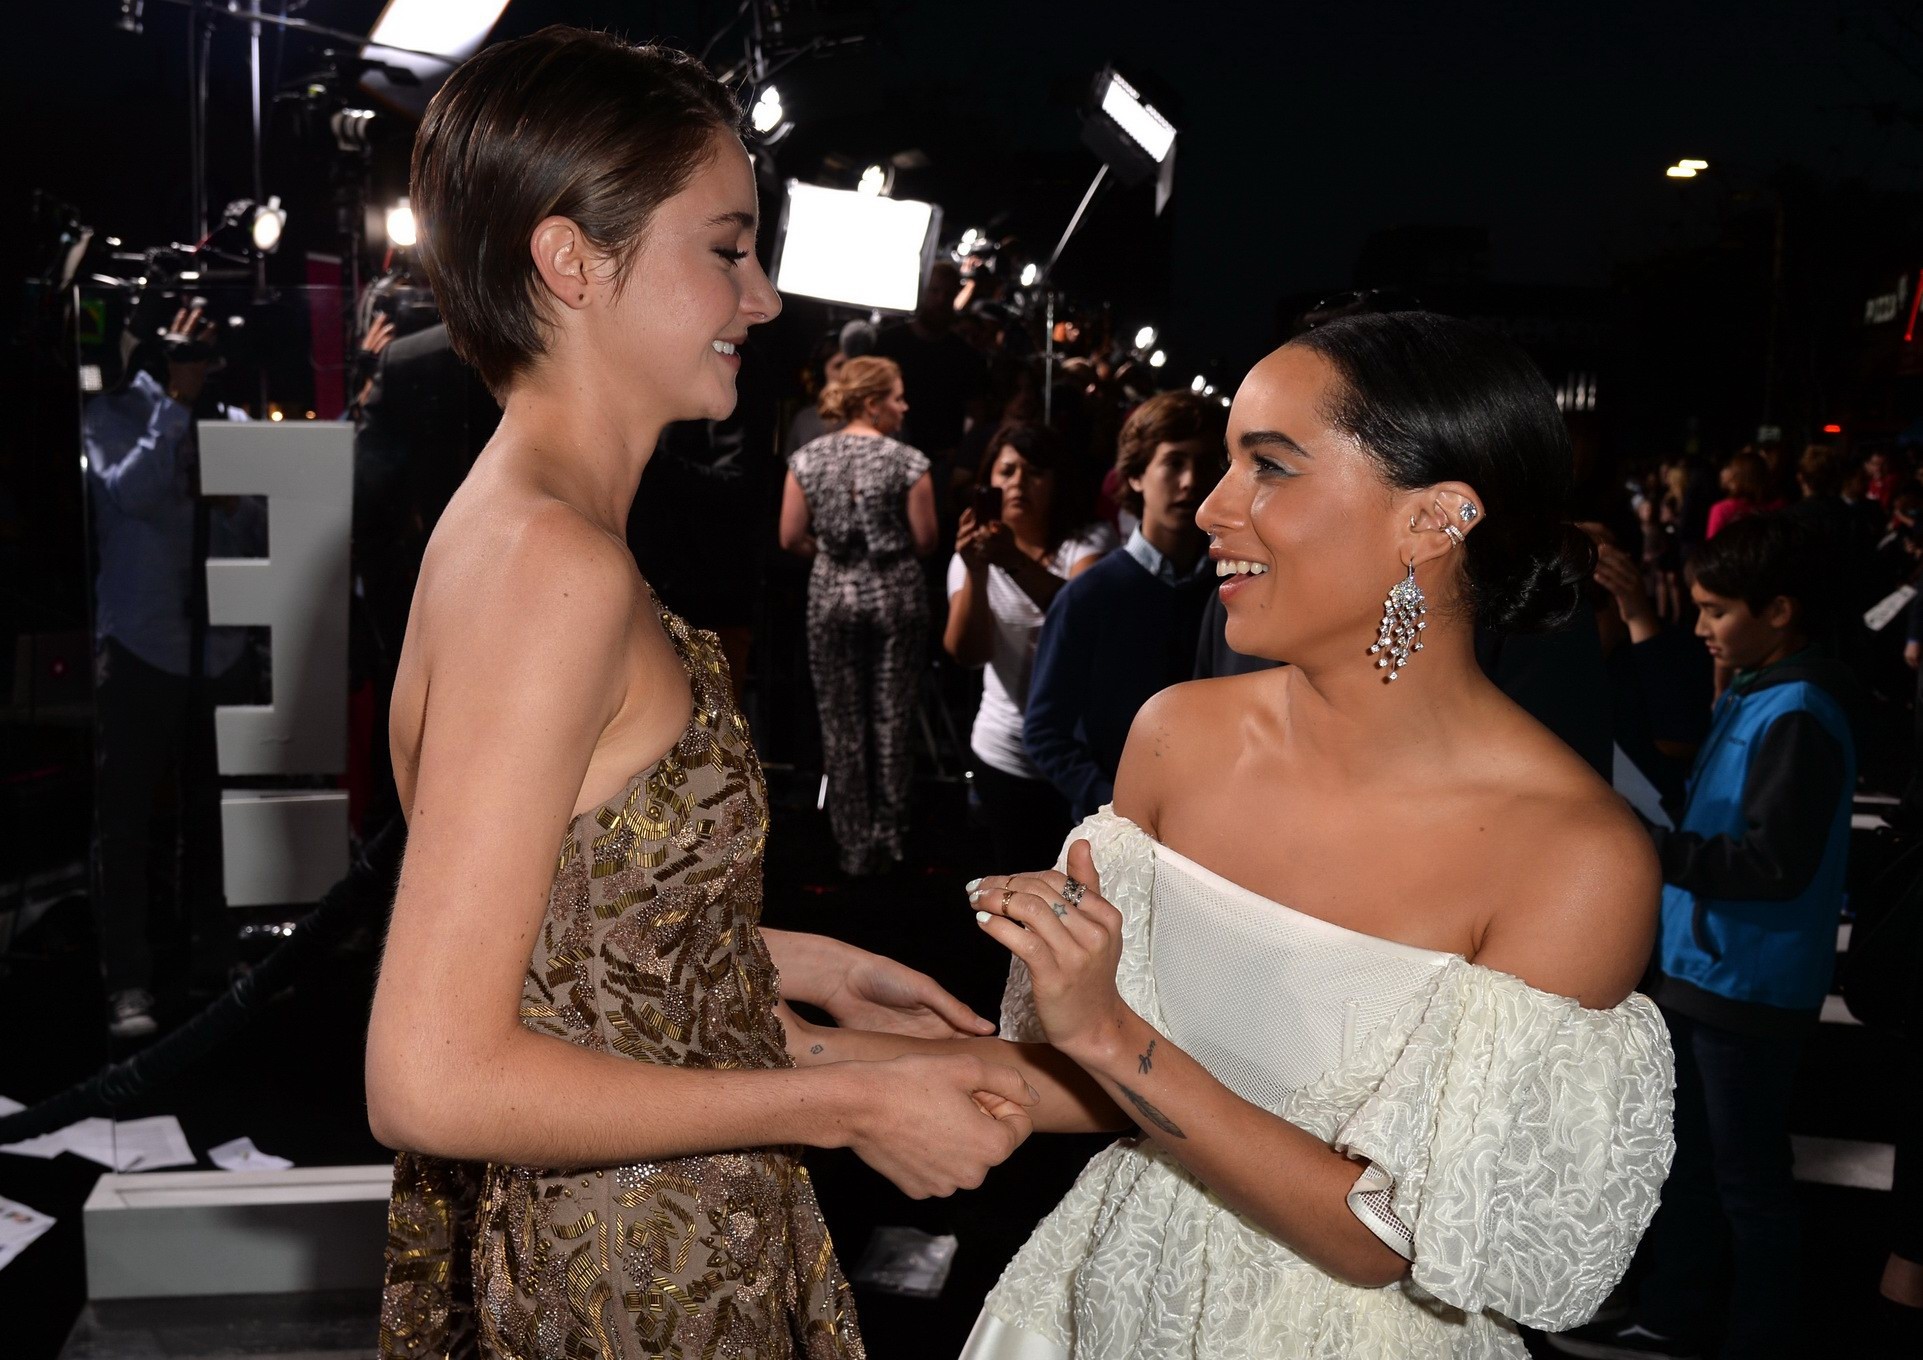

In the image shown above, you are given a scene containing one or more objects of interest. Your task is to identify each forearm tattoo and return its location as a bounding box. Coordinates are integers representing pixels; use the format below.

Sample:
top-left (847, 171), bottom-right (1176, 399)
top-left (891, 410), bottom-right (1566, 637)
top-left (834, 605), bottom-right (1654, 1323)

top-left (1116, 1082), bottom-right (1186, 1139)
top-left (1137, 1039), bottom-right (1156, 1074)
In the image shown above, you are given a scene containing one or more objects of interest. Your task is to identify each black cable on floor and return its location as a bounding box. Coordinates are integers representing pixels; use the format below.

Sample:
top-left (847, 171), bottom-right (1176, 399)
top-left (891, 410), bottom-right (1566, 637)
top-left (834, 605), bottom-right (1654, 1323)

top-left (0, 819), bottom-right (403, 1145)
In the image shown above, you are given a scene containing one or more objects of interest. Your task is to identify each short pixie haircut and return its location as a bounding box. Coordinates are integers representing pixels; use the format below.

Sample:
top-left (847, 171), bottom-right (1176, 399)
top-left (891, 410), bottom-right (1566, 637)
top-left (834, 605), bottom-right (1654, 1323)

top-left (411, 26), bottom-right (740, 395)
top-left (1113, 391), bottom-right (1228, 518)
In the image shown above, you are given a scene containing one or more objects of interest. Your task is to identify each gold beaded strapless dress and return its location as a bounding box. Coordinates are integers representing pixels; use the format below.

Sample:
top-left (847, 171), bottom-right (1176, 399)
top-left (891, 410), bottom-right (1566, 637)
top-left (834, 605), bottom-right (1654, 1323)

top-left (379, 594), bottom-right (864, 1360)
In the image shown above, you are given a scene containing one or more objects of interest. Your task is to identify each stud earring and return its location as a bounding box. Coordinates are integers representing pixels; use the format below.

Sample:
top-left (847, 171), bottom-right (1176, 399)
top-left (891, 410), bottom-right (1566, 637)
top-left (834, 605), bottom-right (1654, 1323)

top-left (1369, 558), bottom-right (1426, 681)
top-left (1459, 502), bottom-right (1478, 524)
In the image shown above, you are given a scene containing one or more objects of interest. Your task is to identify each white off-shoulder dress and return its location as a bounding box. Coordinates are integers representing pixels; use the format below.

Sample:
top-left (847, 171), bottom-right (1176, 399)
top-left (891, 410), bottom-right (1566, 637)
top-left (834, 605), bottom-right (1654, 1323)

top-left (961, 809), bottom-right (1676, 1360)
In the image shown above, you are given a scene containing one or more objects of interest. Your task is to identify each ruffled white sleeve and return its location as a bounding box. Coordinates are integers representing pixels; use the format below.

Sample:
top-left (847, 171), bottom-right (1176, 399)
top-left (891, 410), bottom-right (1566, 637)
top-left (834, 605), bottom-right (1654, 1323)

top-left (998, 808), bottom-right (1158, 1043)
top-left (1331, 962), bottom-right (1675, 1331)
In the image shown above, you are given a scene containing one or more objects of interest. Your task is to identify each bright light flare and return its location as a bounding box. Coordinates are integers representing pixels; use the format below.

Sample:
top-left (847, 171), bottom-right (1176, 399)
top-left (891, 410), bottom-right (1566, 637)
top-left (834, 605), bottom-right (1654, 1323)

top-left (1190, 374), bottom-right (1206, 393)
top-left (385, 198), bottom-right (417, 247)
top-left (248, 196), bottom-right (286, 253)
top-left (1134, 325), bottom-right (1157, 350)
top-left (1019, 263), bottom-right (1040, 287)
top-left (1665, 165), bottom-right (1697, 179)
top-left (1148, 349), bottom-right (1167, 368)
top-left (752, 86), bottom-right (785, 134)
top-left (775, 182), bottom-right (938, 313)
top-left (857, 164), bottom-right (888, 196)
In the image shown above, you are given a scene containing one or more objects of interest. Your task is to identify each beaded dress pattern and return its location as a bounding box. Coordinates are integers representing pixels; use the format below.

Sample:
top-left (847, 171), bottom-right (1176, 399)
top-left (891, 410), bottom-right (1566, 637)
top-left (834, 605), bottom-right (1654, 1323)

top-left (379, 591), bottom-right (864, 1360)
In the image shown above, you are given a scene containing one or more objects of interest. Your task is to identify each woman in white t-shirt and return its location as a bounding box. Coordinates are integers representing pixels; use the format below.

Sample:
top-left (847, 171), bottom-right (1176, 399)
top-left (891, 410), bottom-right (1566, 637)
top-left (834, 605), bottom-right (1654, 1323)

top-left (945, 423), bottom-right (1115, 870)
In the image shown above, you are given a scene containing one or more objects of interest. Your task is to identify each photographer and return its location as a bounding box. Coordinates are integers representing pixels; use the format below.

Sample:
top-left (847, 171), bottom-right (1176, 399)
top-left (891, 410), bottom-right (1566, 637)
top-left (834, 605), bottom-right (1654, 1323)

top-left (85, 305), bottom-right (262, 1038)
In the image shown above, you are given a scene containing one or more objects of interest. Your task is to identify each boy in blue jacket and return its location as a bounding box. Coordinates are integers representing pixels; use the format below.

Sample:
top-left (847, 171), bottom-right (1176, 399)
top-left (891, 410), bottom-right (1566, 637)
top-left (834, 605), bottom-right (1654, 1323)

top-left (1553, 513), bottom-right (1855, 1360)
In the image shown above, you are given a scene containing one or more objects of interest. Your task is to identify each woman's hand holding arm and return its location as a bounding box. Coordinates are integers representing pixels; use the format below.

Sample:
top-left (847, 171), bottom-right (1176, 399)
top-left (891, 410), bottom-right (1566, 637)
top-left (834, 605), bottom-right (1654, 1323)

top-left (972, 842), bottom-right (1410, 1287)
top-left (775, 1000), bottom-right (1126, 1135)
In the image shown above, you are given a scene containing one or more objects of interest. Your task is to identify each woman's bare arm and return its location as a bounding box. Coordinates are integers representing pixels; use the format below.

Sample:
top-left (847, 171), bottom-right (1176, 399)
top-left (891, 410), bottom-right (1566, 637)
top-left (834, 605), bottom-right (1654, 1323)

top-left (778, 469), bottom-right (815, 557)
top-left (906, 470), bottom-right (938, 557)
top-left (365, 505), bottom-right (1033, 1194)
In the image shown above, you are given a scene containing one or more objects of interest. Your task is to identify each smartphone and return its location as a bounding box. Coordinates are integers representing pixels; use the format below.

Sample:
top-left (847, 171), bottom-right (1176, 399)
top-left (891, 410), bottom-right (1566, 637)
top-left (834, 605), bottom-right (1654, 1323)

top-left (972, 485), bottom-right (1004, 523)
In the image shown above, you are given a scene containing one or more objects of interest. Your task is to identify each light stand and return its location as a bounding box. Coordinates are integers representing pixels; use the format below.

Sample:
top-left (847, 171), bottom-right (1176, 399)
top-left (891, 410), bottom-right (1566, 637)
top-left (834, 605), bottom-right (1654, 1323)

top-left (1040, 163), bottom-right (1110, 425)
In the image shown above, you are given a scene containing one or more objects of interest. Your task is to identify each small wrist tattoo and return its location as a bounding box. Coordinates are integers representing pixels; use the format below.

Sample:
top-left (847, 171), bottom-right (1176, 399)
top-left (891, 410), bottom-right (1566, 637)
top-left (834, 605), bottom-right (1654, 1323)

top-left (1116, 1082), bottom-right (1186, 1140)
top-left (809, 1044), bottom-right (824, 1055)
top-left (1137, 1039), bottom-right (1156, 1075)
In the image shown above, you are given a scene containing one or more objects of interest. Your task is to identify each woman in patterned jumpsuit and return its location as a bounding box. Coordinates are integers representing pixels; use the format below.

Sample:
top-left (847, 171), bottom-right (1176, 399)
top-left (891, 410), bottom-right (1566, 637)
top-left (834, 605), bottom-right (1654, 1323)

top-left (781, 355), bottom-right (939, 875)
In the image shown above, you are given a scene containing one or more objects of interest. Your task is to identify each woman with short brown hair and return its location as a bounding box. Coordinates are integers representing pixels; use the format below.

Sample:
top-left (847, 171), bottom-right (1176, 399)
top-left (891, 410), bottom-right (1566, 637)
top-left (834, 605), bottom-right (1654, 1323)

top-left (366, 28), bottom-right (1033, 1358)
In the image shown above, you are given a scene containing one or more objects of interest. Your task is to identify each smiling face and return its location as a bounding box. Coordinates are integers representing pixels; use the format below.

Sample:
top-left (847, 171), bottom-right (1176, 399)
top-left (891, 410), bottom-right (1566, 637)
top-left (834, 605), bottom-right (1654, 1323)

top-left (1197, 345), bottom-right (1420, 665)
top-left (580, 131), bottom-right (780, 422)
top-left (990, 445), bottom-right (1055, 530)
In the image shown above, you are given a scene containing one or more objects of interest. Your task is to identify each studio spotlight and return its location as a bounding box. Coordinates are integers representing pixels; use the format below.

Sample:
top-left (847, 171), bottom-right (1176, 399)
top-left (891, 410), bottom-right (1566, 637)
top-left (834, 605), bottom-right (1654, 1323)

top-left (857, 164), bottom-right (893, 196)
top-left (1134, 325), bottom-right (1157, 350)
top-left (1190, 374), bottom-right (1206, 393)
top-left (1148, 349), bottom-right (1167, 368)
top-left (1098, 70), bottom-right (1176, 165)
top-left (752, 86), bottom-right (786, 134)
top-left (384, 197), bottom-right (417, 247)
top-left (224, 196), bottom-right (287, 254)
top-left (1019, 262), bottom-right (1041, 287)
top-left (330, 108), bottom-right (378, 154)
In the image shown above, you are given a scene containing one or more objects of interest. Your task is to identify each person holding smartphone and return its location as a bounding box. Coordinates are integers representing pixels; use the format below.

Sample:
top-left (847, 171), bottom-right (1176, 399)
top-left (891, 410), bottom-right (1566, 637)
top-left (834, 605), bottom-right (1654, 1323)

top-left (945, 423), bottom-right (1115, 871)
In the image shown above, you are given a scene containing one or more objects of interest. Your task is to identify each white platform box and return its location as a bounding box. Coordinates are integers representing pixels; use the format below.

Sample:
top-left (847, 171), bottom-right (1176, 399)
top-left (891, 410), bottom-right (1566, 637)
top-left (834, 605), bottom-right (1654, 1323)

top-left (84, 1164), bottom-right (393, 1299)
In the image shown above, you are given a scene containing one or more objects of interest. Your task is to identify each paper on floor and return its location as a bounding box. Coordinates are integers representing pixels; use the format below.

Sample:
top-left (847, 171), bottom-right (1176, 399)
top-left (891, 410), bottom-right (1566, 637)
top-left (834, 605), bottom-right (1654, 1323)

top-left (111, 1116), bottom-right (196, 1172)
top-left (0, 1107), bottom-right (195, 1171)
top-left (0, 1195), bottom-right (55, 1274)
top-left (208, 1136), bottom-right (293, 1172)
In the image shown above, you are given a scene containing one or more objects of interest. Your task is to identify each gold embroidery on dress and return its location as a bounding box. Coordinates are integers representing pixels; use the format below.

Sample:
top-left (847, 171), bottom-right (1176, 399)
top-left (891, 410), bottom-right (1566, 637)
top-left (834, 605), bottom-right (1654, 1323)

top-left (380, 595), bottom-right (864, 1359)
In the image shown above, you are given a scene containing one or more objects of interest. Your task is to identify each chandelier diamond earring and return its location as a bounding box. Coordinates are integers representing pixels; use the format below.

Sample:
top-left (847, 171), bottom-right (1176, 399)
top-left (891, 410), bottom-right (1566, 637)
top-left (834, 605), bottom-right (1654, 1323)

top-left (1369, 559), bottom-right (1426, 681)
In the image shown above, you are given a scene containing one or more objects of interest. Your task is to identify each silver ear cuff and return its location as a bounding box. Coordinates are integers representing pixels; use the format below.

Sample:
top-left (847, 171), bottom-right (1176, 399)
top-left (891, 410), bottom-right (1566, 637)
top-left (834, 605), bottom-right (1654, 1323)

top-left (1443, 524), bottom-right (1465, 548)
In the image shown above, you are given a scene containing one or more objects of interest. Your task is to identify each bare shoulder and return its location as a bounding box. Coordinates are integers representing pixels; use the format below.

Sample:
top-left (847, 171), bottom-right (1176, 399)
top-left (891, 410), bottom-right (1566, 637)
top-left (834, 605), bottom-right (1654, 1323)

top-left (1475, 752), bottom-right (1659, 1010)
top-left (416, 491), bottom-right (638, 664)
top-left (1112, 672), bottom-right (1278, 830)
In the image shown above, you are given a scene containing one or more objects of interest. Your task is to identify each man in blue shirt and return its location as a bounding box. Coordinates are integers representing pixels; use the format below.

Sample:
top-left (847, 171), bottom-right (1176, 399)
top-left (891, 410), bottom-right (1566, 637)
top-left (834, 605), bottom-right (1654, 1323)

top-left (1024, 391), bottom-right (1224, 820)
top-left (86, 312), bottom-right (262, 1038)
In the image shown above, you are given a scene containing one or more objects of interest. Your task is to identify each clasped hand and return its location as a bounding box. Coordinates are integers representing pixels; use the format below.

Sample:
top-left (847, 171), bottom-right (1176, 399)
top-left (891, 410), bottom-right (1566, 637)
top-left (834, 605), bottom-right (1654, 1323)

top-left (970, 839), bottom-right (1127, 1060)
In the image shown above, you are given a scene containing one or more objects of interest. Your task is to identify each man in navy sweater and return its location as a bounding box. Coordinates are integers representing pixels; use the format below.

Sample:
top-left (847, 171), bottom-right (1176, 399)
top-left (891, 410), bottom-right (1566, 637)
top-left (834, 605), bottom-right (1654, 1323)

top-left (1024, 392), bottom-right (1224, 820)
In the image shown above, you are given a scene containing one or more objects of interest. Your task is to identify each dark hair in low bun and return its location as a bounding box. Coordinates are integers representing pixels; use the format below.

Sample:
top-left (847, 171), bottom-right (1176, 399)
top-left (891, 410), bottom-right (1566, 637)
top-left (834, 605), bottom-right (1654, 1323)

top-left (1290, 311), bottom-right (1595, 632)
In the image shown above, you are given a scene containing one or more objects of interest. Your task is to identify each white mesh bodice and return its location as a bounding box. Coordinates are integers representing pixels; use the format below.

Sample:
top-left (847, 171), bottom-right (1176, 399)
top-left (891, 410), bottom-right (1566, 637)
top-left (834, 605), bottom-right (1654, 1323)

top-left (1148, 844), bottom-right (1453, 1108)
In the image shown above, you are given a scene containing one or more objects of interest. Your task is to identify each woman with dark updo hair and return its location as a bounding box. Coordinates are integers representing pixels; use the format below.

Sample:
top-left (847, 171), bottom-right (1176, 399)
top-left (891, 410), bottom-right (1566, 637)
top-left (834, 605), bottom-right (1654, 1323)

top-left (785, 313), bottom-right (1676, 1358)
top-left (953, 312), bottom-right (1676, 1356)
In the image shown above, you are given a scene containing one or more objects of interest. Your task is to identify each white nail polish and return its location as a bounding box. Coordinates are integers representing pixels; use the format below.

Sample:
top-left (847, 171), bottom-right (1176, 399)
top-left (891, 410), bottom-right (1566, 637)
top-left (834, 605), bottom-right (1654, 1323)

top-left (976, 911), bottom-right (991, 924)
top-left (965, 877), bottom-right (983, 892)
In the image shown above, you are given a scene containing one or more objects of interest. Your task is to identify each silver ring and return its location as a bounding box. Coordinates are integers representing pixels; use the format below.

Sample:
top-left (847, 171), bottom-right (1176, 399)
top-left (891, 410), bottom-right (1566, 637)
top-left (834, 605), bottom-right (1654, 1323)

top-left (1061, 878), bottom-right (1088, 906)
